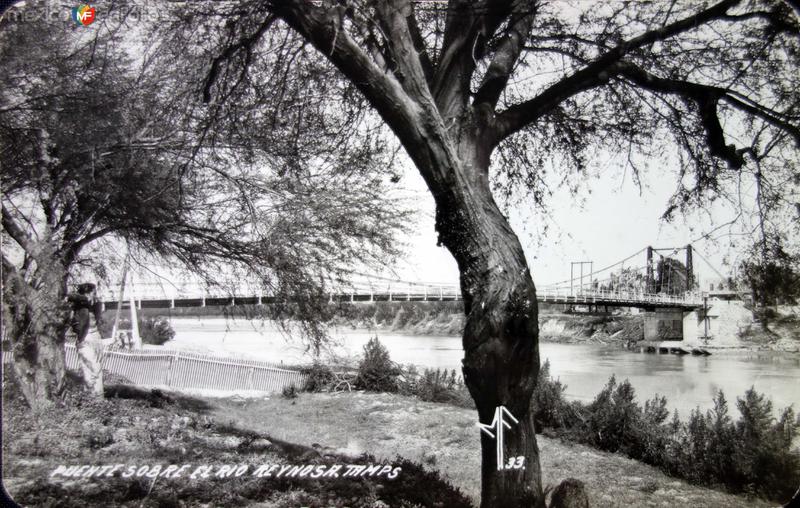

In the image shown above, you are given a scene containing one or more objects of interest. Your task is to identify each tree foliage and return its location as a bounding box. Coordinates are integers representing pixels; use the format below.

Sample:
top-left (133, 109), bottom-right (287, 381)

top-left (740, 241), bottom-right (800, 307)
top-left (0, 1), bottom-right (411, 407)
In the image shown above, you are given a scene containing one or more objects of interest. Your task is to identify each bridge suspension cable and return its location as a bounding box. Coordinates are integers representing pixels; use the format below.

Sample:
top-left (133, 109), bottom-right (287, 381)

top-left (539, 247), bottom-right (647, 288)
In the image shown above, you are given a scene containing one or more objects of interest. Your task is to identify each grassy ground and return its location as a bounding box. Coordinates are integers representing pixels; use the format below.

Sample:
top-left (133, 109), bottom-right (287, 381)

top-left (208, 391), bottom-right (771, 508)
top-left (2, 375), bottom-right (471, 508)
top-left (2, 373), bottom-right (775, 507)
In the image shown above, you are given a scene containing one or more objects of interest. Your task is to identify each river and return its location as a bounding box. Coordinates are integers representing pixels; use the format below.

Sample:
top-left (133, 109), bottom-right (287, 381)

top-left (162, 317), bottom-right (800, 419)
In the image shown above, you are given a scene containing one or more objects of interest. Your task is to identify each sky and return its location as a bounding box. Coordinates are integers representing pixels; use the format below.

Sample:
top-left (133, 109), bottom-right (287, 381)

top-left (387, 154), bottom-right (747, 291)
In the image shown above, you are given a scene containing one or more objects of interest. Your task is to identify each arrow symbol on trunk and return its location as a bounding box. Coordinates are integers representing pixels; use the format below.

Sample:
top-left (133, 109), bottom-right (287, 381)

top-left (477, 406), bottom-right (519, 470)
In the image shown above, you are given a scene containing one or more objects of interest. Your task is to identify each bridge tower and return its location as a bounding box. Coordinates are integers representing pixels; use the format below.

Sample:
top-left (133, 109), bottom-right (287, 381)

top-left (685, 244), bottom-right (694, 291)
top-left (645, 246), bottom-right (654, 293)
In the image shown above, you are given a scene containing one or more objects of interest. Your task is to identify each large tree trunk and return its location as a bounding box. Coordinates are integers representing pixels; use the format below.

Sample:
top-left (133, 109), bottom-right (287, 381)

top-left (4, 267), bottom-right (68, 410)
top-left (424, 129), bottom-right (543, 507)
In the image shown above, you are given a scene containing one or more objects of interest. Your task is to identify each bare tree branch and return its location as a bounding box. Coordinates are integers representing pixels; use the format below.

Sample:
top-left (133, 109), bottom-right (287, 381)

top-left (1, 204), bottom-right (34, 254)
top-left (494, 0), bottom-right (741, 140)
top-left (615, 61), bottom-right (800, 168)
top-left (473, 2), bottom-right (538, 110)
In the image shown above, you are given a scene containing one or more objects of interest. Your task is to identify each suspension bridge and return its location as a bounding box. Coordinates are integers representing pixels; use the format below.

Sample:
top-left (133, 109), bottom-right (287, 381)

top-left (99, 244), bottom-right (725, 313)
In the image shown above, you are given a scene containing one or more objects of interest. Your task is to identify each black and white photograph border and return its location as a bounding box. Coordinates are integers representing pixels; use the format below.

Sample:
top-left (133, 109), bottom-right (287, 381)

top-left (1, 1), bottom-right (799, 507)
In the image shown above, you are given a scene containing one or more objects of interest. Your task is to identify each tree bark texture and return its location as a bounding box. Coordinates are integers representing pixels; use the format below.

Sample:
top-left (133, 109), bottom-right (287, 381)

top-left (4, 267), bottom-right (68, 410)
top-left (422, 124), bottom-right (543, 508)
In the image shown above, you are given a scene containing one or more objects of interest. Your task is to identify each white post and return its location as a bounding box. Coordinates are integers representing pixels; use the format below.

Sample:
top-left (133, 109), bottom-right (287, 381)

top-left (128, 275), bottom-right (141, 349)
top-left (111, 257), bottom-right (130, 342)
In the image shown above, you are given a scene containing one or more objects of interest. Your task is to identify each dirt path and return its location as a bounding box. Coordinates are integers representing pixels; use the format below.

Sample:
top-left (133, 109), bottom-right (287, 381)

top-left (208, 391), bottom-right (770, 508)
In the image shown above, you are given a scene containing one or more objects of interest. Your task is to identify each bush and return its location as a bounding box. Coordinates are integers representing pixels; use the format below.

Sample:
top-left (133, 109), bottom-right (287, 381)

top-left (582, 376), bottom-right (647, 454)
top-left (402, 367), bottom-right (474, 407)
top-left (301, 362), bottom-right (336, 392)
top-left (538, 371), bottom-right (799, 501)
top-left (281, 384), bottom-right (298, 399)
top-left (139, 317), bottom-right (175, 345)
top-left (528, 361), bottom-right (800, 502)
top-left (532, 360), bottom-right (576, 431)
top-left (355, 337), bottom-right (401, 392)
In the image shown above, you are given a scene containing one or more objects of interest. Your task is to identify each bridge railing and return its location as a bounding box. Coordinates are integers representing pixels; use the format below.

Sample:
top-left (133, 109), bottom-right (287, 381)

top-left (538, 287), bottom-right (701, 306)
top-left (100, 281), bottom-right (700, 308)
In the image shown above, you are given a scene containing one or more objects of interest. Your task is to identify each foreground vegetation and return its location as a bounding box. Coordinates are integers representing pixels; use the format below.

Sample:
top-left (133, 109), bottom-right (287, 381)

top-left (6, 370), bottom-right (772, 508)
top-left (209, 391), bottom-right (771, 507)
top-left (315, 337), bottom-right (800, 504)
top-left (2, 371), bottom-right (472, 508)
top-left (5, 340), bottom-right (796, 507)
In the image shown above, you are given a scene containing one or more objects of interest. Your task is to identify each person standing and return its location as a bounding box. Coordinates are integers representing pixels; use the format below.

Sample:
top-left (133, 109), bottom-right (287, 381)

top-left (67, 282), bottom-right (104, 396)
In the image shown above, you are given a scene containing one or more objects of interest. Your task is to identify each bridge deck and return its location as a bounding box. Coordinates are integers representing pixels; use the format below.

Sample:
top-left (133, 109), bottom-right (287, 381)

top-left (101, 288), bottom-right (700, 311)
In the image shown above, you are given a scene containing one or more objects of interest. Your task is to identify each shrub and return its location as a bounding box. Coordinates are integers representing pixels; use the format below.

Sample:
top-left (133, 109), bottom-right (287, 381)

top-left (281, 384), bottom-right (298, 399)
top-left (531, 360), bottom-right (575, 431)
top-left (403, 368), bottom-right (474, 407)
top-left (139, 317), bottom-right (175, 345)
top-left (527, 361), bottom-right (800, 502)
top-left (355, 337), bottom-right (400, 392)
top-left (547, 375), bottom-right (799, 501)
top-left (302, 362), bottom-right (336, 392)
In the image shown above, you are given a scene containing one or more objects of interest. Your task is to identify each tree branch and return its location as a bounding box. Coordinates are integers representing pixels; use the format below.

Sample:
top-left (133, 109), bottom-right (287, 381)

top-left (373, 0), bottom-right (437, 106)
top-left (473, 2), bottom-right (538, 109)
top-left (203, 14), bottom-right (277, 103)
top-left (494, 0), bottom-right (741, 141)
top-left (268, 1), bottom-right (426, 154)
top-left (406, 6), bottom-right (434, 84)
top-left (615, 62), bottom-right (800, 168)
top-left (431, 0), bottom-right (515, 118)
top-left (1, 251), bottom-right (16, 281)
top-left (1, 204), bottom-right (34, 254)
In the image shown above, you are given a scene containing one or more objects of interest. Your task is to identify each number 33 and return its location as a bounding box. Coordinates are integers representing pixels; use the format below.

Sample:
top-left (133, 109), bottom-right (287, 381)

top-left (504, 456), bottom-right (525, 470)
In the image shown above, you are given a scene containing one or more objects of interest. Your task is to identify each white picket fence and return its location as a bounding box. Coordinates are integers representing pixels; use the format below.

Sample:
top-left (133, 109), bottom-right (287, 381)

top-left (63, 343), bottom-right (308, 393)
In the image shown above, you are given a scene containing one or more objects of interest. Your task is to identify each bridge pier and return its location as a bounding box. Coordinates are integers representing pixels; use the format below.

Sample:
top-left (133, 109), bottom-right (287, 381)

top-left (680, 298), bottom-right (750, 347)
top-left (643, 308), bottom-right (685, 341)
top-left (682, 309), bottom-right (701, 343)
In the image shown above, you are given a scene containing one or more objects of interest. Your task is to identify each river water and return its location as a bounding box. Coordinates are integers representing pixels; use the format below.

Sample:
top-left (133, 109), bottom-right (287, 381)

top-left (163, 317), bottom-right (800, 418)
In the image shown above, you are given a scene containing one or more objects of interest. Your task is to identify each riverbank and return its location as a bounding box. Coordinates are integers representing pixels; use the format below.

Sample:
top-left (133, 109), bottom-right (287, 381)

top-left (2, 379), bottom-right (777, 507)
top-left (133, 300), bottom-right (799, 353)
